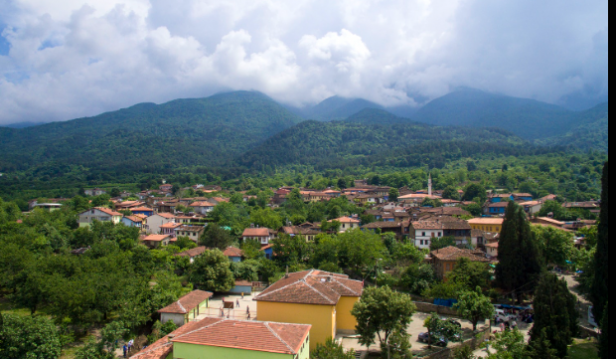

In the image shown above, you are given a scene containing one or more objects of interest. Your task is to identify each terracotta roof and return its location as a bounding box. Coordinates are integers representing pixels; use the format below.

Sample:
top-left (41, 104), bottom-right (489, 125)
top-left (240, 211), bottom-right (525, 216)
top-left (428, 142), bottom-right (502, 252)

top-left (223, 246), bottom-right (243, 258)
top-left (485, 242), bottom-right (499, 248)
top-left (160, 222), bottom-right (182, 229)
top-left (190, 201), bottom-right (215, 207)
top-left (124, 216), bottom-right (143, 223)
top-left (152, 212), bottom-right (176, 219)
top-left (488, 202), bottom-right (510, 208)
top-left (130, 207), bottom-right (154, 212)
top-left (563, 201), bottom-right (600, 209)
top-left (242, 228), bottom-right (272, 237)
top-left (413, 221), bottom-right (443, 230)
top-left (329, 217), bottom-right (360, 224)
top-left (520, 201), bottom-right (541, 206)
top-left (362, 222), bottom-right (403, 229)
top-left (143, 235), bottom-right (171, 242)
top-left (513, 193), bottom-right (533, 198)
top-left (158, 290), bottom-right (213, 314)
top-left (422, 207), bottom-right (471, 216)
top-left (468, 218), bottom-right (505, 225)
top-left (431, 246), bottom-right (490, 262)
top-left (399, 194), bottom-right (439, 200)
top-left (175, 246), bottom-right (207, 258)
top-left (178, 226), bottom-right (205, 232)
top-left (235, 280), bottom-right (252, 286)
top-left (170, 319), bottom-right (311, 355)
top-left (255, 270), bottom-right (363, 306)
top-left (536, 217), bottom-right (565, 226)
top-left (93, 207), bottom-right (123, 217)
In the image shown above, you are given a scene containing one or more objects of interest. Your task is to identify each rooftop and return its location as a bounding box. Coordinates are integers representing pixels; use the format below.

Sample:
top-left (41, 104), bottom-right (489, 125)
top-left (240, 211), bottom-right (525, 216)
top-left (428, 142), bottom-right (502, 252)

top-left (431, 246), bottom-right (489, 262)
top-left (158, 290), bottom-right (213, 314)
top-left (143, 235), bottom-right (171, 242)
top-left (175, 246), bottom-right (207, 258)
top-left (190, 201), bottom-right (216, 207)
top-left (254, 270), bottom-right (363, 306)
top-left (329, 217), bottom-right (360, 224)
top-left (160, 222), bottom-right (182, 229)
top-left (242, 228), bottom-right (274, 237)
top-left (468, 218), bottom-right (505, 225)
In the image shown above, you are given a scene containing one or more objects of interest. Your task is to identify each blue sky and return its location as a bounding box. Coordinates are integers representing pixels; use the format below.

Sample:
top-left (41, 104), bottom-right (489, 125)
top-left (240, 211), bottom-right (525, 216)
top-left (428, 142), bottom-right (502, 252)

top-left (0, 25), bottom-right (9, 56)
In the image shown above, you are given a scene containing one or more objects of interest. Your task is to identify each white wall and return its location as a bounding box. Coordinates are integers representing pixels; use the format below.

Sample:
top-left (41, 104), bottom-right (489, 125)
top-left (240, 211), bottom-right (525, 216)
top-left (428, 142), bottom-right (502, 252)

top-left (414, 229), bottom-right (443, 249)
top-left (161, 313), bottom-right (186, 327)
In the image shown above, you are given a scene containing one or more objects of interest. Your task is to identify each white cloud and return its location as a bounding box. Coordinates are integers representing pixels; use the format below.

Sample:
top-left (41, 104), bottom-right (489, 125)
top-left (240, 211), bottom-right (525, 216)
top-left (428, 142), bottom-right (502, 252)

top-left (0, 0), bottom-right (609, 124)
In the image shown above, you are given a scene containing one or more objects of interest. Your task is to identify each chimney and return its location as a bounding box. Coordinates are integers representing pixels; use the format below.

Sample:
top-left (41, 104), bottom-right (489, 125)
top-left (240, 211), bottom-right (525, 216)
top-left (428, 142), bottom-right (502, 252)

top-left (428, 174), bottom-right (433, 197)
top-left (285, 266), bottom-right (289, 279)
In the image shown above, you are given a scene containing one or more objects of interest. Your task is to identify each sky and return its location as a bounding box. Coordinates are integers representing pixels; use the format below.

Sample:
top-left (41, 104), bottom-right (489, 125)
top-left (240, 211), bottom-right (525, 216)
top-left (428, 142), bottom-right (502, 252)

top-left (0, 0), bottom-right (609, 125)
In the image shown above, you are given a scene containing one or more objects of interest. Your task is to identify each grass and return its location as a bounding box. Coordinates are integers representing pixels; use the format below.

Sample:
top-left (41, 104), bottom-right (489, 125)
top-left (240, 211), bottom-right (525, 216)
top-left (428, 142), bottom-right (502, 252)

top-left (569, 339), bottom-right (599, 359)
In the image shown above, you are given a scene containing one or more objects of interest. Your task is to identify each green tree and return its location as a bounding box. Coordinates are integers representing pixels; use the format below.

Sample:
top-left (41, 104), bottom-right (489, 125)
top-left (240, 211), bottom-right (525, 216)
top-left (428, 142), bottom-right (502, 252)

top-left (532, 226), bottom-right (575, 266)
top-left (467, 160), bottom-right (478, 172)
top-left (443, 186), bottom-right (461, 200)
top-left (352, 286), bottom-right (416, 359)
top-left (338, 229), bottom-right (387, 278)
top-left (429, 236), bottom-right (455, 251)
top-left (526, 329), bottom-right (558, 359)
top-left (250, 208), bottom-right (283, 230)
top-left (0, 314), bottom-right (63, 359)
top-left (188, 249), bottom-right (235, 292)
top-left (423, 313), bottom-right (461, 348)
top-left (447, 258), bottom-right (491, 293)
top-left (496, 202), bottom-right (542, 303)
top-left (389, 188), bottom-right (400, 202)
top-left (454, 287), bottom-right (495, 331)
top-left (463, 183), bottom-right (487, 203)
top-left (464, 203), bottom-right (483, 217)
top-left (591, 161), bottom-right (608, 321)
top-left (530, 273), bottom-right (578, 358)
top-left (312, 338), bottom-right (356, 359)
top-left (110, 188), bottom-right (121, 197)
top-left (200, 224), bottom-right (234, 250)
top-left (486, 329), bottom-right (525, 359)
top-left (453, 345), bottom-right (477, 359)
top-left (600, 302), bottom-right (608, 359)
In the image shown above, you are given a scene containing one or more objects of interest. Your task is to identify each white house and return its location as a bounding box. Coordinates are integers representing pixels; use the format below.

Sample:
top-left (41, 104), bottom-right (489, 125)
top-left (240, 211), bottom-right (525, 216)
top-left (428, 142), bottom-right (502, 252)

top-left (520, 201), bottom-right (543, 216)
top-left (329, 217), bottom-right (361, 233)
top-left (78, 207), bottom-right (122, 228)
top-left (242, 228), bottom-right (276, 246)
top-left (147, 213), bottom-right (176, 235)
top-left (486, 242), bottom-right (499, 257)
top-left (411, 221), bottom-right (444, 250)
top-left (189, 201), bottom-right (216, 216)
top-left (176, 225), bottom-right (206, 243)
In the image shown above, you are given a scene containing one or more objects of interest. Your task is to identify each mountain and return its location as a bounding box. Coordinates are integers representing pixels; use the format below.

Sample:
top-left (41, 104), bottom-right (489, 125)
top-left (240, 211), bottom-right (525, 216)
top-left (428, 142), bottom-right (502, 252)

top-left (2, 122), bottom-right (46, 129)
top-left (301, 97), bottom-right (384, 121)
top-left (412, 88), bottom-right (579, 140)
top-left (537, 103), bottom-right (609, 151)
top-left (345, 109), bottom-right (415, 125)
top-left (236, 120), bottom-right (540, 170)
top-left (0, 91), bottom-right (303, 173)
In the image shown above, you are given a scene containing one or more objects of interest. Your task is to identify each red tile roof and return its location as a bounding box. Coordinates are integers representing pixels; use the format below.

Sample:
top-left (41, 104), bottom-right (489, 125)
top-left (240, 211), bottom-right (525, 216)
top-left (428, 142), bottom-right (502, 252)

top-left (431, 246), bottom-right (489, 262)
top-left (242, 228), bottom-right (273, 237)
top-left (223, 246), bottom-right (243, 258)
top-left (169, 319), bottom-right (311, 355)
top-left (124, 216), bottom-right (143, 223)
top-left (468, 218), bottom-right (505, 225)
top-left (130, 207), bottom-right (155, 212)
top-left (143, 235), bottom-right (171, 242)
top-left (160, 222), bottom-right (182, 229)
top-left (175, 246), bottom-right (207, 258)
top-left (158, 290), bottom-right (214, 314)
top-left (329, 217), bottom-right (360, 224)
top-left (92, 207), bottom-right (123, 217)
top-left (154, 213), bottom-right (176, 219)
top-left (190, 201), bottom-right (215, 207)
top-left (255, 270), bottom-right (363, 306)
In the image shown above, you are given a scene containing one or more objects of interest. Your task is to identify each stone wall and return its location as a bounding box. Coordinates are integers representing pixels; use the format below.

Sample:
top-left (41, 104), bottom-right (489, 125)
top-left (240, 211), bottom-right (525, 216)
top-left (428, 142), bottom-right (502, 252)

top-left (414, 301), bottom-right (460, 317)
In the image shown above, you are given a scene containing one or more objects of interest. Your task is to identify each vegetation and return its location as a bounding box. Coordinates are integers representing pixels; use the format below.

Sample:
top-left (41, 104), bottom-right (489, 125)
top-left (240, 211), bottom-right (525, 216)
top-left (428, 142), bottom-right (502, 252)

top-left (311, 338), bottom-right (356, 359)
top-left (486, 329), bottom-right (526, 359)
top-left (423, 313), bottom-right (462, 349)
top-left (188, 249), bottom-right (235, 292)
top-left (591, 161), bottom-right (608, 321)
top-left (0, 313), bottom-right (63, 359)
top-left (454, 287), bottom-right (495, 331)
top-left (600, 303), bottom-right (608, 359)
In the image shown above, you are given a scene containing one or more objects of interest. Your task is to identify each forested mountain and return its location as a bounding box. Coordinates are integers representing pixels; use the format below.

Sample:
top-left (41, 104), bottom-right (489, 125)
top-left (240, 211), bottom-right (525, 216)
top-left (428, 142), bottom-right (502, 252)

top-left (537, 103), bottom-right (609, 151)
top-left (236, 120), bottom-right (553, 170)
top-left (345, 109), bottom-right (415, 125)
top-left (300, 96), bottom-right (384, 121)
top-left (2, 121), bottom-right (45, 129)
top-left (412, 88), bottom-right (580, 140)
top-left (0, 91), bottom-right (303, 173)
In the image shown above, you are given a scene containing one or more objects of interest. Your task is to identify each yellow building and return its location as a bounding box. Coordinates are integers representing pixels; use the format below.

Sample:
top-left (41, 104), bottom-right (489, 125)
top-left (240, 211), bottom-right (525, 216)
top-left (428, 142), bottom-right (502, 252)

top-left (255, 270), bottom-right (364, 350)
top-left (467, 218), bottom-right (504, 233)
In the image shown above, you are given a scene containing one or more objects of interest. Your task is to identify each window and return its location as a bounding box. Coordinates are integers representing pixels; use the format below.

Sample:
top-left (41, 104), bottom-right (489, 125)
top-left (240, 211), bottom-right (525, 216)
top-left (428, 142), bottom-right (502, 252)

top-left (422, 232), bottom-right (426, 237)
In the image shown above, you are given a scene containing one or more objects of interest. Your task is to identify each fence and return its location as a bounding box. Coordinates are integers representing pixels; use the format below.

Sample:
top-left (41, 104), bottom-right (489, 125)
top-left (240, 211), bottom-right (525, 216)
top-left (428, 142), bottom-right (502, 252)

top-left (190, 307), bottom-right (255, 321)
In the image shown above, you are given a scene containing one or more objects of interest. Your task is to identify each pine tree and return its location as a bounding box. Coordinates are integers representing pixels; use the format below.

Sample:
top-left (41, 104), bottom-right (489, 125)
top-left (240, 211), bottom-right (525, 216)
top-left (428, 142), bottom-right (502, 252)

top-left (600, 303), bottom-right (608, 359)
top-left (527, 329), bottom-right (558, 359)
top-left (495, 202), bottom-right (543, 302)
top-left (530, 273), bottom-right (578, 358)
top-left (591, 161), bottom-right (608, 321)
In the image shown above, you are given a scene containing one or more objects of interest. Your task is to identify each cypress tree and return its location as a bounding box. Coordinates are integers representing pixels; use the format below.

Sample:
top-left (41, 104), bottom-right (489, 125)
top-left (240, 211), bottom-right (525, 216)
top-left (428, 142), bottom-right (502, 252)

top-left (591, 161), bottom-right (608, 321)
top-left (527, 329), bottom-right (558, 359)
top-left (600, 303), bottom-right (608, 359)
top-left (496, 202), bottom-right (543, 302)
top-left (530, 273), bottom-right (578, 358)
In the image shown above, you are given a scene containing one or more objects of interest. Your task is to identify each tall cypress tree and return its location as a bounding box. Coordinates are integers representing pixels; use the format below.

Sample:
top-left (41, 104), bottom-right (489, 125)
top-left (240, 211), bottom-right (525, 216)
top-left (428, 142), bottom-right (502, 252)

top-left (496, 202), bottom-right (543, 302)
top-left (530, 273), bottom-right (578, 358)
top-left (591, 161), bottom-right (608, 321)
top-left (600, 303), bottom-right (608, 359)
top-left (527, 329), bottom-right (558, 359)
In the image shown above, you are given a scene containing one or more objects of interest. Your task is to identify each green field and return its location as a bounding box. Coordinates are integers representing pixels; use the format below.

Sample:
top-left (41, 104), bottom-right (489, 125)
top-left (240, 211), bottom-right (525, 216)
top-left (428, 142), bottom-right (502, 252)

top-left (569, 340), bottom-right (599, 359)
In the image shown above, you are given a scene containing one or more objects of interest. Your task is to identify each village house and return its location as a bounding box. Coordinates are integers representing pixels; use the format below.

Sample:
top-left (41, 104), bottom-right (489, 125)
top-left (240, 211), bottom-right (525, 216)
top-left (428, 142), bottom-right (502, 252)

top-left (223, 246), bottom-right (244, 262)
top-left (429, 246), bottom-right (490, 280)
top-left (189, 201), bottom-right (215, 215)
top-left (158, 290), bottom-right (213, 327)
top-left (398, 194), bottom-right (441, 207)
top-left (175, 246), bottom-right (207, 263)
top-left (159, 184), bottom-right (173, 192)
top-left (485, 242), bottom-right (499, 258)
top-left (513, 193), bottom-right (534, 202)
top-left (281, 225), bottom-right (320, 242)
top-left (485, 201), bottom-right (509, 215)
top-left (329, 217), bottom-right (361, 233)
top-left (208, 197), bottom-right (230, 205)
top-left (130, 318), bottom-right (311, 359)
top-left (489, 194), bottom-right (514, 203)
top-left (531, 217), bottom-right (568, 230)
top-left (255, 270), bottom-right (363, 350)
top-left (116, 201), bottom-right (146, 210)
top-left (520, 200), bottom-right (543, 215)
top-left (361, 221), bottom-right (405, 239)
top-left (146, 212), bottom-right (176, 235)
top-left (176, 226), bottom-right (205, 243)
top-left (32, 203), bottom-right (63, 212)
top-left (160, 222), bottom-right (183, 237)
top-left (142, 234), bottom-right (174, 249)
top-left (242, 228), bottom-right (277, 246)
top-left (78, 207), bottom-right (123, 228)
top-left (562, 201), bottom-right (601, 216)
top-left (84, 188), bottom-right (107, 196)
top-left (129, 206), bottom-right (155, 217)
top-left (121, 216), bottom-right (145, 232)
top-left (467, 218), bottom-right (504, 233)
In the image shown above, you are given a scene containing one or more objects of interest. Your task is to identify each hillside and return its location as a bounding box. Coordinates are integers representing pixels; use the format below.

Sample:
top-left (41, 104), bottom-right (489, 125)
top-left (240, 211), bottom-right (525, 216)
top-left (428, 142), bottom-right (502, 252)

top-left (412, 88), bottom-right (578, 140)
top-left (345, 109), bottom-right (415, 125)
top-left (236, 121), bottom-right (547, 170)
top-left (301, 97), bottom-right (384, 121)
top-left (537, 103), bottom-right (609, 151)
top-left (0, 91), bottom-right (303, 173)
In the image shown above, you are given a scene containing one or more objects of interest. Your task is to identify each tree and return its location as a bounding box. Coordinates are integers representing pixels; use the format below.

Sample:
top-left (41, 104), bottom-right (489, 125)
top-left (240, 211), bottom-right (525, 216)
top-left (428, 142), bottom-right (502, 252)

top-left (600, 302), bottom-right (608, 359)
top-left (463, 203), bottom-right (483, 217)
top-left (338, 229), bottom-right (387, 278)
top-left (110, 188), bottom-right (121, 197)
top-left (454, 287), bottom-right (495, 331)
top-left (312, 338), bottom-right (356, 359)
top-left (352, 286), bottom-right (416, 359)
top-left (530, 273), bottom-right (578, 358)
top-left (250, 208), bottom-right (283, 230)
top-left (442, 186), bottom-right (461, 200)
top-left (463, 184), bottom-right (487, 203)
top-left (337, 178), bottom-right (348, 190)
top-left (176, 236), bottom-right (198, 250)
top-left (423, 313), bottom-right (461, 349)
top-left (467, 160), bottom-right (478, 172)
top-left (591, 161), bottom-right (608, 321)
top-left (200, 224), bottom-right (234, 250)
top-left (532, 225), bottom-right (575, 266)
top-left (0, 314), bottom-right (63, 359)
top-left (447, 258), bottom-right (491, 292)
top-left (429, 236), bottom-right (455, 251)
top-left (486, 329), bottom-right (526, 359)
top-left (496, 202), bottom-right (542, 303)
top-left (188, 249), bottom-right (235, 292)
top-left (389, 188), bottom-right (400, 202)
top-left (453, 345), bottom-right (476, 359)
top-left (527, 329), bottom-right (558, 359)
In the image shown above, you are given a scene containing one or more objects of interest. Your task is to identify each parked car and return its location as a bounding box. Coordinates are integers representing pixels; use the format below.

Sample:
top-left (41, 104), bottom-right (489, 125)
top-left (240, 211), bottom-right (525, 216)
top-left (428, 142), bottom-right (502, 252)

top-left (418, 333), bottom-right (448, 347)
top-left (495, 309), bottom-right (515, 322)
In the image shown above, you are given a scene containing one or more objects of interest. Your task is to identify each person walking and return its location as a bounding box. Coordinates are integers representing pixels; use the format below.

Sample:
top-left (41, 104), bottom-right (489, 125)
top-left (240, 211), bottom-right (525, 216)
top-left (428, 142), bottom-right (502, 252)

top-left (123, 344), bottom-right (128, 358)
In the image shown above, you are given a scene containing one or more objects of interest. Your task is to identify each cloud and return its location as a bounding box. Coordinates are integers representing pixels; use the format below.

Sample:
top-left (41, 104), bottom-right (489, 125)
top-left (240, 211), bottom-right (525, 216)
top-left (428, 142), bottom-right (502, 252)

top-left (0, 0), bottom-right (609, 124)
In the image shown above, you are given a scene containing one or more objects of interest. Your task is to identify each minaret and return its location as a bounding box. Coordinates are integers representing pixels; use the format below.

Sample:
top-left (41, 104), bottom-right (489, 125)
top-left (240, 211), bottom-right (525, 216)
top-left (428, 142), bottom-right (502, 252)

top-left (428, 174), bottom-right (433, 197)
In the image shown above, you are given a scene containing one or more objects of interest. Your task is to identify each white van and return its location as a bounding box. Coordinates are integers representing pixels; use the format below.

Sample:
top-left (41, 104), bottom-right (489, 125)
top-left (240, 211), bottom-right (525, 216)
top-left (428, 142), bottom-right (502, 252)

top-left (495, 309), bottom-right (515, 322)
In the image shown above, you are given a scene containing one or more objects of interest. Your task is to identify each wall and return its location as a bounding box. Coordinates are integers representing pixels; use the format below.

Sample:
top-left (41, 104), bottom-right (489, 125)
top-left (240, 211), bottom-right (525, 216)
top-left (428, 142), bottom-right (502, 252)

top-left (257, 301), bottom-right (335, 350)
top-left (161, 313), bottom-right (186, 327)
top-left (336, 296), bottom-right (360, 333)
top-left (413, 302), bottom-right (459, 317)
top-left (173, 342), bottom-right (293, 359)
